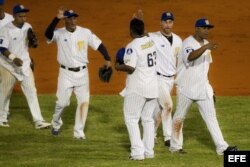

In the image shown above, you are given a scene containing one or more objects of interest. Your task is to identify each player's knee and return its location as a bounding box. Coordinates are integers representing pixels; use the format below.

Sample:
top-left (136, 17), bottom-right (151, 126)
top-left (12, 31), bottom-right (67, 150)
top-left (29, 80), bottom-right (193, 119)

top-left (56, 100), bottom-right (70, 108)
top-left (173, 119), bottom-right (183, 135)
top-left (79, 101), bottom-right (89, 110)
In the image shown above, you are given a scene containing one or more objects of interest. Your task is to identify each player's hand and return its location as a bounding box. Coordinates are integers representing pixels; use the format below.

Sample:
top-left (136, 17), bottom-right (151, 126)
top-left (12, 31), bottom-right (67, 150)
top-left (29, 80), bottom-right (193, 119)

top-left (115, 62), bottom-right (120, 71)
top-left (57, 6), bottom-right (66, 19)
top-left (205, 42), bottom-right (218, 50)
top-left (104, 60), bottom-right (111, 68)
top-left (132, 9), bottom-right (144, 20)
top-left (13, 57), bottom-right (23, 67)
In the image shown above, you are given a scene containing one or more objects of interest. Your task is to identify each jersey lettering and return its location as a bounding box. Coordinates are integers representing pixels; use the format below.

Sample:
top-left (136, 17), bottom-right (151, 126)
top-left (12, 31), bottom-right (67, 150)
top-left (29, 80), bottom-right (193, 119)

top-left (147, 51), bottom-right (156, 67)
top-left (0, 39), bottom-right (3, 44)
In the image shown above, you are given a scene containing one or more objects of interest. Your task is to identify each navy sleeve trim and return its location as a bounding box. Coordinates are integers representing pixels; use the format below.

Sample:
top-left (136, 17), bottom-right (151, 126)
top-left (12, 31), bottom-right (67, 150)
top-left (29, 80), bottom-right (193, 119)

top-left (98, 43), bottom-right (111, 61)
top-left (45, 17), bottom-right (60, 40)
top-left (0, 47), bottom-right (7, 54)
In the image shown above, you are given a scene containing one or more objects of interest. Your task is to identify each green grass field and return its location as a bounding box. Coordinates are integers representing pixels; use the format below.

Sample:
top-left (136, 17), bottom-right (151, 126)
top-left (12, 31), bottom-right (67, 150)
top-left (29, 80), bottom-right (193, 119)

top-left (0, 95), bottom-right (249, 167)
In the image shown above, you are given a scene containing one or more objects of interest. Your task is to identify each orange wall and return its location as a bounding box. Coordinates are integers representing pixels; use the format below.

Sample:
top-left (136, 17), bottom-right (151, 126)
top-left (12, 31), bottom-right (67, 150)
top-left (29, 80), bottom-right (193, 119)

top-left (4, 0), bottom-right (250, 95)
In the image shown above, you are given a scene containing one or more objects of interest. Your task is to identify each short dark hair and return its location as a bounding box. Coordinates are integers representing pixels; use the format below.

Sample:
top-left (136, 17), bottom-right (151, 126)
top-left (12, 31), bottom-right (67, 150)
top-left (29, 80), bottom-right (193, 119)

top-left (130, 18), bottom-right (144, 36)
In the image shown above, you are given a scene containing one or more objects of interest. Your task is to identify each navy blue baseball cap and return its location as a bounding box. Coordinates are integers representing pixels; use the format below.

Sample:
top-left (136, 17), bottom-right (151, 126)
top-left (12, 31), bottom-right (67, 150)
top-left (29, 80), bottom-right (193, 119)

top-left (161, 12), bottom-right (174, 21)
top-left (13, 4), bottom-right (30, 14)
top-left (0, 0), bottom-right (4, 5)
top-left (195, 18), bottom-right (214, 28)
top-left (64, 10), bottom-right (79, 18)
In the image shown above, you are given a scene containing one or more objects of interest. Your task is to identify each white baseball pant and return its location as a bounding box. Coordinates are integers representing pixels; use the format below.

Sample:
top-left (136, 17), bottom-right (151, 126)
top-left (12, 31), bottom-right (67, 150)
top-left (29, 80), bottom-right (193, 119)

top-left (124, 93), bottom-right (157, 158)
top-left (51, 68), bottom-right (90, 138)
top-left (154, 75), bottom-right (174, 141)
top-left (0, 67), bottom-right (45, 124)
top-left (170, 90), bottom-right (229, 155)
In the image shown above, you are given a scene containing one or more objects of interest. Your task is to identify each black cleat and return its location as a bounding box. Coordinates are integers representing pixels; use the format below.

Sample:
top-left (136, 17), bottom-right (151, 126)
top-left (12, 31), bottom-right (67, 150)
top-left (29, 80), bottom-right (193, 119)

top-left (224, 146), bottom-right (238, 152)
top-left (164, 140), bottom-right (170, 147)
top-left (51, 128), bottom-right (60, 136)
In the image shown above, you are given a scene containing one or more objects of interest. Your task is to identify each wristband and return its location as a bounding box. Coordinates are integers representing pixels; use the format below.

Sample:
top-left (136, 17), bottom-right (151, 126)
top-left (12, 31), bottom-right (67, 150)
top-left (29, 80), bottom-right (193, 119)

top-left (8, 54), bottom-right (16, 61)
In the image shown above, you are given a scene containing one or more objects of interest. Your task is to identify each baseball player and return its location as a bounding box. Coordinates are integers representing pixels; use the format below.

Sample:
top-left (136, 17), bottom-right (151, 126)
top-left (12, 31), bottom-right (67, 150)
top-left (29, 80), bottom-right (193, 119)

top-left (0, 0), bottom-right (14, 119)
top-left (169, 18), bottom-right (237, 155)
top-left (148, 12), bottom-right (182, 146)
top-left (115, 18), bottom-right (158, 160)
top-left (0, 4), bottom-right (51, 129)
top-left (45, 8), bottom-right (112, 139)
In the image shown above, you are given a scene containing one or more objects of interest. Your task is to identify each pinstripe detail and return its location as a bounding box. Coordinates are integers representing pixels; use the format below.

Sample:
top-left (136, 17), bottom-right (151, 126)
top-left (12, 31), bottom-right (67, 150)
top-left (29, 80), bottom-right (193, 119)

top-left (170, 86), bottom-right (228, 153)
top-left (149, 31), bottom-right (182, 142)
top-left (49, 25), bottom-right (97, 138)
top-left (197, 99), bottom-right (228, 152)
top-left (20, 69), bottom-right (44, 123)
top-left (0, 14), bottom-right (47, 126)
top-left (175, 36), bottom-right (213, 100)
top-left (0, 13), bottom-right (14, 122)
top-left (124, 94), bottom-right (156, 157)
top-left (0, 67), bottom-right (45, 124)
top-left (0, 66), bottom-right (16, 122)
top-left (156, 76), bottom-right (174, 141)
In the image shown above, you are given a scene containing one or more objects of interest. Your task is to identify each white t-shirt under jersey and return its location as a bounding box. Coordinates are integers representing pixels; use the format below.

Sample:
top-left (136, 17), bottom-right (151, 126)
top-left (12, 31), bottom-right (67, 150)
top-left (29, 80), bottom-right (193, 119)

top-left (123, 36), bottom-right (158, 98)
top-left (175, 35), bottom-right (213, 100)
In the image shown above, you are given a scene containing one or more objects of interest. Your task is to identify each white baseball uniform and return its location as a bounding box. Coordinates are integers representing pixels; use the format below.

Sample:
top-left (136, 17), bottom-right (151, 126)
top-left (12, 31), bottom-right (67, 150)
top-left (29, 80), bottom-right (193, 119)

top-left (48, 26), bottom-right (102, 139)
top-left (122, 36), bottom-right (158, 159)
top-left (170, 35), bottom-right (229, 155)
top-left (0, 22), bottom-right (46, 126)
top-left (149, 31), bottom-right (182, 142)
top-left (0, 13), bottom-right (14, 117)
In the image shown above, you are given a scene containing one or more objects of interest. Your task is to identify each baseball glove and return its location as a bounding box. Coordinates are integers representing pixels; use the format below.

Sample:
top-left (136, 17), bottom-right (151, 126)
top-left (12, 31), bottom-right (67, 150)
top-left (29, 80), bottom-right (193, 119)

top-left (27, 28), bottom-right (38, 48)
top-left (99, 66), bottom-right (113, 83)
top-left (115, 47), bottom-right (125, 64)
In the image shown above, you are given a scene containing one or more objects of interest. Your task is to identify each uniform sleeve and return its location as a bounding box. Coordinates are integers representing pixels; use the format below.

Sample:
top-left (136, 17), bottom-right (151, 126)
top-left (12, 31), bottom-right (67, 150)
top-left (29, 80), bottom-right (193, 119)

top-left (0, 28), bottom-right (9, 49)
top-left (87, 30), bottom-right (102, 50)
top-left (123, 44), bottom-right (137, 68)
top-left (181, 41), bottom-right (194, 66)
top-left (47, 30), bottom-right (58, 44)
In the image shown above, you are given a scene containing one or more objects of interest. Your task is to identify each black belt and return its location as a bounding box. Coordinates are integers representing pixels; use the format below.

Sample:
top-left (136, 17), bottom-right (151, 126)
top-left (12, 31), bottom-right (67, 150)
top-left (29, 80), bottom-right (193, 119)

top-left (157, 72), bottom-right (175, 78)
top-left (60, 65), bottom-right (86, 72)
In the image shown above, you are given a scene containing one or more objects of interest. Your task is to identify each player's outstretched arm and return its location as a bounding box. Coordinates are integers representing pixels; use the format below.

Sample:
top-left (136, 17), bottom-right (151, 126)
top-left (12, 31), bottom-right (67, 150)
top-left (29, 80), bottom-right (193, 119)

top-left (115, 62), bottom-right (135, 74)
top-left (44, 7), bottom-right (66, 40)
top-left (188, 42), bottom-right (218, 61)
top-left (97, 43), bottom-right (112, 68)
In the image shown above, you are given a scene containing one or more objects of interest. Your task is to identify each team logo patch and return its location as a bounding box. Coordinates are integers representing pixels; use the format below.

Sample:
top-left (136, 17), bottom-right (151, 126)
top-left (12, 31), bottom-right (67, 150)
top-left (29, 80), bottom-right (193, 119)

top-left (185, 47), bottom-right (194, 53)
top-left (126, 48), bottom-right (133, 55)
top-left (167, 12), bottom-right (171, 16)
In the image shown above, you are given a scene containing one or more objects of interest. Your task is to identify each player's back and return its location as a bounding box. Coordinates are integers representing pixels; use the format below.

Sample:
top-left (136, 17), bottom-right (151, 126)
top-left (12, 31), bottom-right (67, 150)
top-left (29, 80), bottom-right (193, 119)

top-left (124, 36), bottom-right (158, 98)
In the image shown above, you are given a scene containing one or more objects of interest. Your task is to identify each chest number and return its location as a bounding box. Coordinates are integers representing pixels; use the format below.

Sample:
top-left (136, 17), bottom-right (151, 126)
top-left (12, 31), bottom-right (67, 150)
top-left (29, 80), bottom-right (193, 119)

top-left (147, 51), bottom-right (156, 67)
